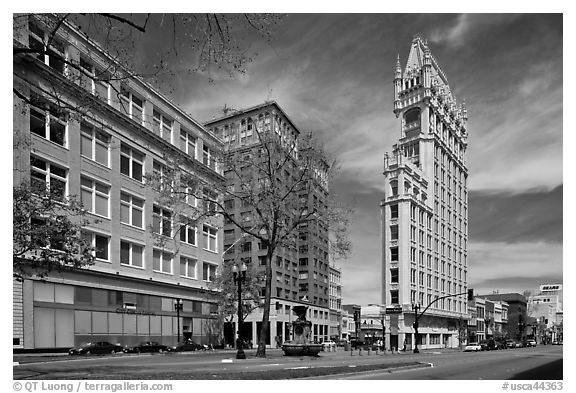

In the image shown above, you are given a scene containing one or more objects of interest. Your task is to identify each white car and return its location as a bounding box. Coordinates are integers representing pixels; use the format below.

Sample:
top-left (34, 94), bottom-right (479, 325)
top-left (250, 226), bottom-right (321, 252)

top-left (464, 343), bottom-right (482, 352)
top-left (322, 340), bottom-right (336, 350)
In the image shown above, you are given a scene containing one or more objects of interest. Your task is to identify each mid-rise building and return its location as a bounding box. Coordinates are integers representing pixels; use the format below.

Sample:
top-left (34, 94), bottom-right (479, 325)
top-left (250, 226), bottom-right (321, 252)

top-left (467, 297), bottom-right (508, 343)
top-left (13, 15), bottom-right (224, 350)
top-left (479, 293), bottom-right (526, 341)
top-left (204, 102), bottom-right (331, 346)
top-left (527, 284), bottom-right (563, 343)
top-left (329, 263), bottom-right (343, 339)
top-left (381, 35), bottom-right (469, 350)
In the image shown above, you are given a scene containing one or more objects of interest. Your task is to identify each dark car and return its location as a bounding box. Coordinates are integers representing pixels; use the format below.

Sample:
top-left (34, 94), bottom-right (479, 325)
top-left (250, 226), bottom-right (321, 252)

top-left (505, 339), bottom-right (516, 349)
top-left (171, 340), bottom-right (204, 352)
top-left (69, 341), bottom-right (124, 355)
top-left (126, 341), bottom-right (170, 353)
top-left (495, 340), bottom-right (507, 350)
top-left (479, 339), bottom-right (497, 351)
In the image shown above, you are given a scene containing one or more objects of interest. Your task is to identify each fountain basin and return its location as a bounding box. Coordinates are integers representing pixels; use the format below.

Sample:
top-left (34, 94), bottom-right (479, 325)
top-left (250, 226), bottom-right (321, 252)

top-left (282, 342), bottom-right (323, 357)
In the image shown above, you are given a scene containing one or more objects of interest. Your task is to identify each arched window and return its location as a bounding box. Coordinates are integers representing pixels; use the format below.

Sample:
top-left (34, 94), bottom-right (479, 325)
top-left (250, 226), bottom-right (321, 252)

top-left (404, 107), bottom-right (420, 126)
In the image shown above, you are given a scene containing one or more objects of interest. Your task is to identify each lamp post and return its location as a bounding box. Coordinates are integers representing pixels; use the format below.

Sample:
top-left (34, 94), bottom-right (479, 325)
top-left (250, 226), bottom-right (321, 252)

top-left (412, 302), bottom-right (420, 353)
top-left (174, 298), bottom-right (183, 343)
top-left (232, 261), bottom-right (247, 360)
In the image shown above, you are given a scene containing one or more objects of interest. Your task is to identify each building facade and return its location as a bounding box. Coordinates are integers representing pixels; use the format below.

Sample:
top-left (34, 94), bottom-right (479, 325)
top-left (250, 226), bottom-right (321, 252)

top-left (479, 293), bottom-right (526, 342)
top-left (527, 284), bottom-right (563, 343)
top-left (204, 102), bottom-right (331, 346)
top-left (13, 16), bottom-right (224, 350)
top-left (329, 264), bottom-right (343, 339)
top-left (467, 297), bottom-right (508, 343)
top-left (381, 35), bottom-right (469, 350)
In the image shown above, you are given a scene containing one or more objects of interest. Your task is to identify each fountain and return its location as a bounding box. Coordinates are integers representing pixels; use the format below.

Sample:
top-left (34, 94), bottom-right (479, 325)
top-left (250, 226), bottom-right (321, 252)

top-left (281, 305), bottom-right (323, 356)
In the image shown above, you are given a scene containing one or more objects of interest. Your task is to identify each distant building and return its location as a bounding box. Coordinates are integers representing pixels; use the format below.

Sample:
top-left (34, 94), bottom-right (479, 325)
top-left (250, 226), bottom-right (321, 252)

top-left (381, 34), bottom-right (469, 350)
top-left (204, 102), bottom-right (332, 346)
top-left (467, 296), bottom-right (508, 342)
top-left (527, 284), bottom-right (563, 343)
top-left (328, 263), bottom-right (343, 339)
top-left (479, 293), bottom-right (526, 341)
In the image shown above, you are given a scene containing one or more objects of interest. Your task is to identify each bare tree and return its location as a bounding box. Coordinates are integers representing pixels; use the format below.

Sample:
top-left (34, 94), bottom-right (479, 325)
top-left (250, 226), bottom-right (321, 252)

top-left (147, 123), bottom-right (352, 357)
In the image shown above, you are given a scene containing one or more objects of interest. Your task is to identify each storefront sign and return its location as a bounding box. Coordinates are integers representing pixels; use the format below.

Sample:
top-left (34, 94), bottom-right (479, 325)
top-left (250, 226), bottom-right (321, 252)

top-left (540, 284), bottom-right (562, 292)
top-left (115, 308), bottom-right (156, 316)
top-left (386, 306), bottom-right (403, 314)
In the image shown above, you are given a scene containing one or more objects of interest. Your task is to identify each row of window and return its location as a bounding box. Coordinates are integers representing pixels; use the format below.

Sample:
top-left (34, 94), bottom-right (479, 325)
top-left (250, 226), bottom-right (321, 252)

top-left (30, 153), bottom-right (218, 251)
top-left (83, 231), bottom-right (216, 281)
top-left (27, 20), bottom-right (218, 174)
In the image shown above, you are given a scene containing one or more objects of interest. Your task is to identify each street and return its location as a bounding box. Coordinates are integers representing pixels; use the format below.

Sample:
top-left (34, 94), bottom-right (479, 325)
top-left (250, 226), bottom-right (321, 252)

top-left (13, 345), bottom-right (562, 380)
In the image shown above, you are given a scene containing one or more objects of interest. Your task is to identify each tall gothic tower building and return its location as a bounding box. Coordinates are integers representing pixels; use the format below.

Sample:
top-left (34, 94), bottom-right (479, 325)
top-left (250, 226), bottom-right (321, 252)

top-left (381, 35), bottom-right (469, 350)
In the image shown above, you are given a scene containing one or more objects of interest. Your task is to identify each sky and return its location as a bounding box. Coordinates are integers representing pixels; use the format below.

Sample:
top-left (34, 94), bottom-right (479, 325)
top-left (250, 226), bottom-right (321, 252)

top-left (154, 14), bottom-right (563, 306)
top-left (5, 12), bottom-right (564, 308)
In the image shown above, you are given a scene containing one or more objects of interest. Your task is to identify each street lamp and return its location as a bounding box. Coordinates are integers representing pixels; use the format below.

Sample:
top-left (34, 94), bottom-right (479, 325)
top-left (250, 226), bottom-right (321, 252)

top-left (412, 302), bottom-right (420, 353)
top-left (232, 261), bottom-right (248, 360)
top-left (174, 298), bottom-right (183, 343)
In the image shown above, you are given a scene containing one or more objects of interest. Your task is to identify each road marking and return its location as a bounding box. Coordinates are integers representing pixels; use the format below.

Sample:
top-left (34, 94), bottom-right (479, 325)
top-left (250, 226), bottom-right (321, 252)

top-left (286, 366), bottom-right (310, 370)
top-left (221, 359), bottom-right (233, 363)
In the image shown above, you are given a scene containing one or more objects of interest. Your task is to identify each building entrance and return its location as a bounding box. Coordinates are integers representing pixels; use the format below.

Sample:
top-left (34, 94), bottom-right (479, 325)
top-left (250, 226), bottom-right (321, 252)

top-left (390, 334), bottom-right (398, 350)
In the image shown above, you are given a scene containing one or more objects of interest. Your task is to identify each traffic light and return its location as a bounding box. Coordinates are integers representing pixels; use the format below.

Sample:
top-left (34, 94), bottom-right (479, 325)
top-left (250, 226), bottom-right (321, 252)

top-left (468, 288), bottom-right (474, 301)
top-left (353, 311), bottom-right (359, 322)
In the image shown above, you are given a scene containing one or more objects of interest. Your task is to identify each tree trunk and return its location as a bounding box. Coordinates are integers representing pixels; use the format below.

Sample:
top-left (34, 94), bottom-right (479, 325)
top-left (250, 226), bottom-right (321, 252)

top-left (256, 246), bottom-right (274, 357)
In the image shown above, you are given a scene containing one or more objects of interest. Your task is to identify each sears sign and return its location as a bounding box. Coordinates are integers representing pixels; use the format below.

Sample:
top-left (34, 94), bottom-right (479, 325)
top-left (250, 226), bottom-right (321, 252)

top-left (540, 284), bottom-right (562, 292)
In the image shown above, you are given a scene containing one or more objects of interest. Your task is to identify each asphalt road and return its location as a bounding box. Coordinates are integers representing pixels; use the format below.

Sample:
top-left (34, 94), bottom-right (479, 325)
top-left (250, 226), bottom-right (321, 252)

top-left (305, 345), bottom-right (563, 380)
top-left (13, 345), bottom-right (562, 380)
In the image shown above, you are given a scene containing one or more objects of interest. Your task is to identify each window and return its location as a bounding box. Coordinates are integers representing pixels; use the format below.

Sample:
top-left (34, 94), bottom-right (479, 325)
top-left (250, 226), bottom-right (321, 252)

top-left (390, 247), bottom-right (399, 261)
top-left (202, 262), bottom-right (217, 282)
top-left (120, 85), bottom-right (144, 125)
top-left (390, 225), bottom-right (398, 240)
top-left (390, 290), bottom-right (399, 304)
top-left (202, 145), bottom-right (216, 171)
top-left (202, 225), bottom-right (218, 252)
top-left (390, 204), bottom-right (398, 219)
top-left (153, 109), bottom-right (172, 143)
top-left (82, 231), bottom-right (110, 261)
top-left (120, 241), bottom-right (144, 268)
top-left (28, 20), bottom-right (66, 74)
top-left (152, 206), bottom-right (172, 236)
top-left (180, 256), bottom-right (197, 279)
top-left (179, 217), bottom-right (197, 245)
top-left (29, 96), bottom-right (66, 147)
top-left (203, 188), bottom-right (218, 213)
top-left (30, 156), bottom-right (67, 200)
top-left (79, 55), bottom-right (109, 103)
top-left (80, 177), bottom-right (109, 217)
top-left (153, 250), bottom-right (172, 274)
top-left (120, 192), bottom-right (144, 228)
top-left (180, 129), bottom-right (197, 158)
top-left (404, 108), bottom-right (420, 126)
top-left (80, 122), bottom-right (109, 166)
top-left (120, 144), bottom-right (144, 182)
top-left (390, 180), bottom-right (398, 196)
top-left (390, 268), bottom-right (399, 283)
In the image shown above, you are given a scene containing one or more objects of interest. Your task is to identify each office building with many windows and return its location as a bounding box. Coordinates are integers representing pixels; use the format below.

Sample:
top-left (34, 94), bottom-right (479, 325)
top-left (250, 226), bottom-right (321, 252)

top-left (13, 15), bottom-right (224, 350)
top-left (381, 35), bottom-right (469, 350)
top-left (205, 102), bottom-right (332, 346)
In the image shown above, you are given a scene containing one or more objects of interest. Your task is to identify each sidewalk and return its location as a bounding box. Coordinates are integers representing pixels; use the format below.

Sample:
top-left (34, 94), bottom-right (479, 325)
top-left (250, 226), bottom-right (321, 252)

top-left (14, 346), bottom-right (457, 365)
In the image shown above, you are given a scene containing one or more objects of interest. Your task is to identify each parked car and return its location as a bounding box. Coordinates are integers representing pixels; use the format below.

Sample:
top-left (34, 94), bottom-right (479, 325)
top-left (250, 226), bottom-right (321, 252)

top-left (523, 339), bottom-right (537, 347)
top-left (125, 341), bottom-right (170, 353)
top-left (463, 343), bottom-right (482, 352)
top-left (515, 341), bottom-right (524, 348)
top-left (551, 340), bottom-right (562, 345)
top-left (479, 339), bottom-right (498, 351)
top-left (322, 340), bottom-right (336, 350)
top-left (495, 340), bottom-right (508, 350)
top-left (69, 341), bottom-right (124, 355)
top-left (170, 340), bottom-right (204, 352)
top-left (505, 339), bottom-right (516, 349)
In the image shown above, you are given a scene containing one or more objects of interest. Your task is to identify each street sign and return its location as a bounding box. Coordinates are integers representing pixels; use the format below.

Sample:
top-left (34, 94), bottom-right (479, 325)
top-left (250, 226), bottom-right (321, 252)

top-left (385, 306), bottom-right (403, 314)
